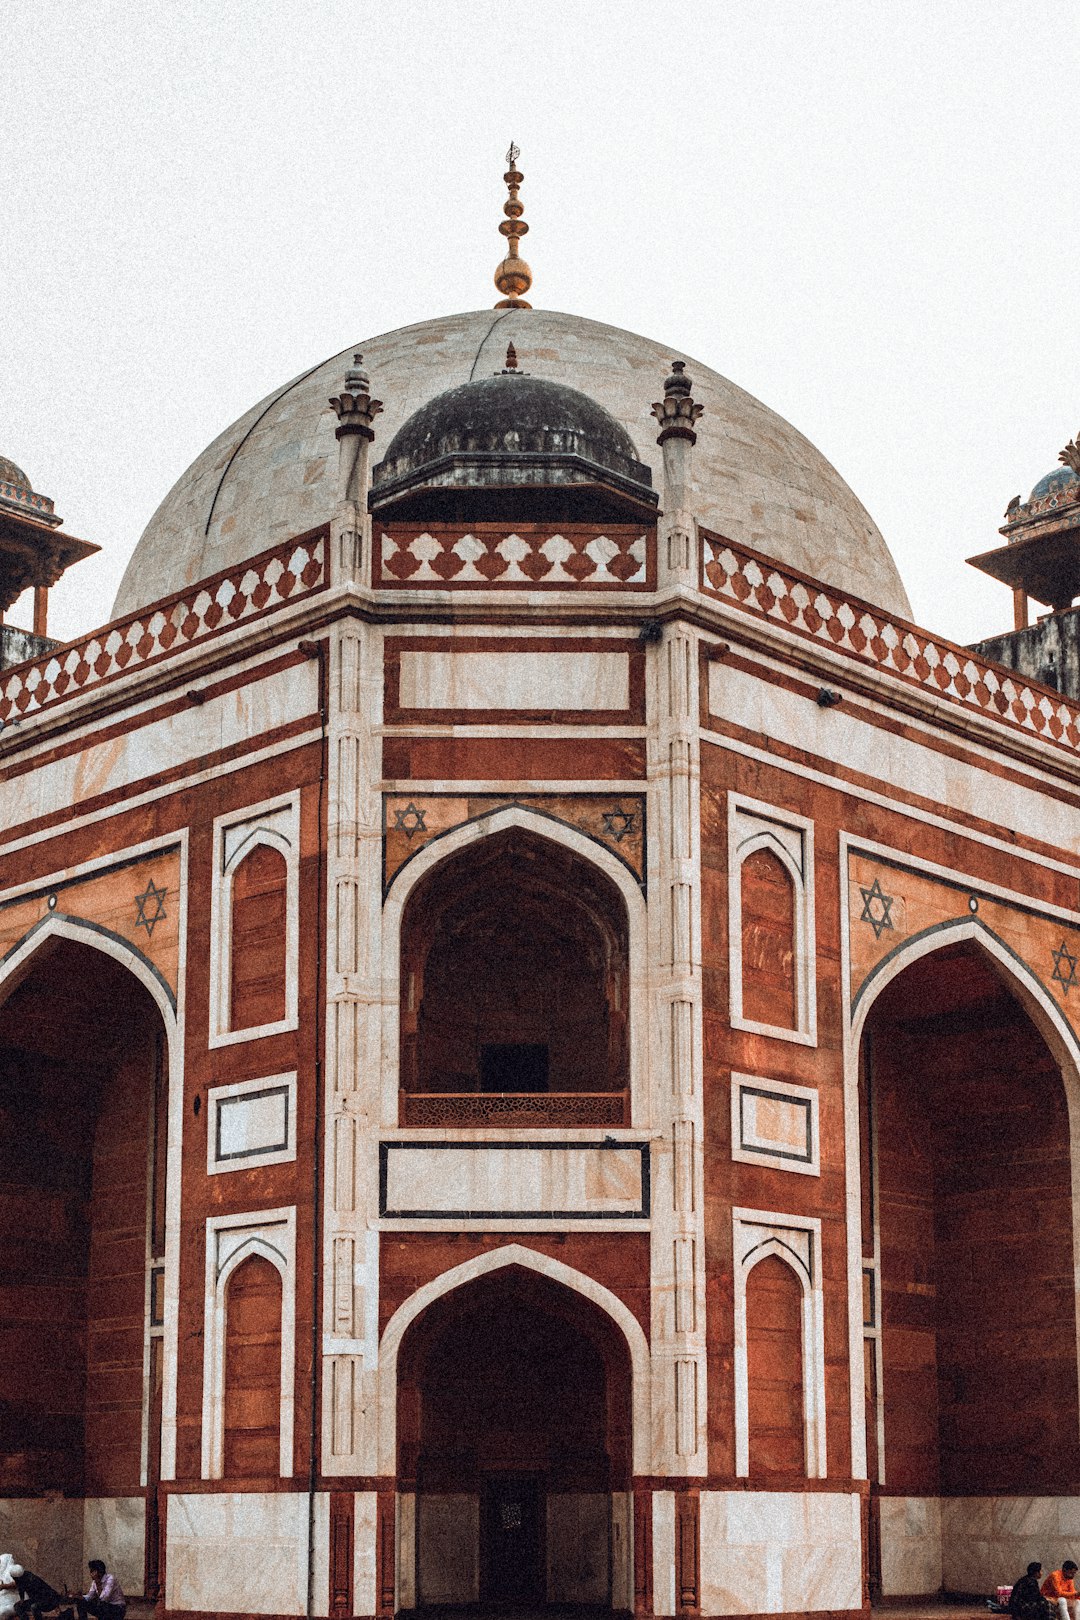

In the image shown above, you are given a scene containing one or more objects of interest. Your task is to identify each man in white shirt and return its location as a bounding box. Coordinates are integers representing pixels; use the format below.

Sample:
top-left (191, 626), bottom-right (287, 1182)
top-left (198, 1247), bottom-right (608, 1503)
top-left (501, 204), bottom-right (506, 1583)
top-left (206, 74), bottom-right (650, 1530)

top-left (76, 1564), bottom-right (124, 1620)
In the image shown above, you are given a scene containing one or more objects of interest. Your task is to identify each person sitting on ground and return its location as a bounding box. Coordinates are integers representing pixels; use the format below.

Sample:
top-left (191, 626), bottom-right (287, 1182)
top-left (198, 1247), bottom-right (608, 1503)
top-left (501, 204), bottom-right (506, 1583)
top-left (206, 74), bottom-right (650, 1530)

top-left (1011, 1563), bottom-right (1051, 1620)
top-left (1042, 1561), bottom-right (1080, 1620)
top-left (12, 1566), bottom-right (65, 1620)
top-left (75, 1564), bottom-right (124, 1620)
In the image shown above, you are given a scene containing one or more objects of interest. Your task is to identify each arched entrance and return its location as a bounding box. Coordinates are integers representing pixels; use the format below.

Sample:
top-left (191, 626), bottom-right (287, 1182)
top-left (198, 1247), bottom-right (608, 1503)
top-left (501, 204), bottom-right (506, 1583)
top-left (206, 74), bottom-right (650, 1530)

top-left (857, 936), bottom-right (1080, 1594)
top-left (0, 930), bottom-right (172, 1597)
top-left (396, 1264), bottom-right (633, 1612)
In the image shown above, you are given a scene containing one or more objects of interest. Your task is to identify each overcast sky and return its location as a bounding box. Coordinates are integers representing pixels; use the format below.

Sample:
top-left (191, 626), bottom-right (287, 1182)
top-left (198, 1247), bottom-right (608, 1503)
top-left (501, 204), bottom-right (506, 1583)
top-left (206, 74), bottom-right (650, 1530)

top-left (3, 1), bottom-right (1078, 647)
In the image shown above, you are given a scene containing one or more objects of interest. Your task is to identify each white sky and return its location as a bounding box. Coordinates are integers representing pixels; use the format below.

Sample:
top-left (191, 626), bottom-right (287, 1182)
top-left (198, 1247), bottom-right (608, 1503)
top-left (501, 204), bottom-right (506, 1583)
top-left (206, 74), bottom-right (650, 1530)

top-left (3, 0), bottom-right (1078, 648)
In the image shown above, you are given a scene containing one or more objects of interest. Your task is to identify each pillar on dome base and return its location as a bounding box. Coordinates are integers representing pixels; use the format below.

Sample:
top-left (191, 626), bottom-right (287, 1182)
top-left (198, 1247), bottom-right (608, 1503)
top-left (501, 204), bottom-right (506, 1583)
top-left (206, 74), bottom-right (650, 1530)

top-left (651, 362), bottom-right (703, 590)
top-left (328, 353), bottom-right (383, 587)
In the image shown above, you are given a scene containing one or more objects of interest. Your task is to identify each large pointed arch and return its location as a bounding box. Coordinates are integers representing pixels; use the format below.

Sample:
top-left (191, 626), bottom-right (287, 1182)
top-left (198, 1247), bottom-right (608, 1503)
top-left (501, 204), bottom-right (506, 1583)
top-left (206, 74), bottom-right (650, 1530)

top-left (0, 911), bottom-right (184, 1482)
top-left (380, 805), bottom-right (649, 1124)
top-left (376, 1241), bottom-right (652, 1474)
top-left (843, 914), bottom-right (1080, 1482)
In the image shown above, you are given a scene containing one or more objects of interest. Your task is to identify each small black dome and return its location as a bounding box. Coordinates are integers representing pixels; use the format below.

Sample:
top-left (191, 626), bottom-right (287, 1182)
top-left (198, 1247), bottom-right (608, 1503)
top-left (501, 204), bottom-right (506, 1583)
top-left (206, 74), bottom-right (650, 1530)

top-left (370, 372), bottom-right (656, 522)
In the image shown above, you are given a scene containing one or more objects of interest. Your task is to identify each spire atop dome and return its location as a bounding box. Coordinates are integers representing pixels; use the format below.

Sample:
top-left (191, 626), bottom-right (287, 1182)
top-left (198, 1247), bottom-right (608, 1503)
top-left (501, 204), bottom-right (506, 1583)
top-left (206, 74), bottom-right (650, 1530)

top-left (493, 142), bottom-right (533, 310)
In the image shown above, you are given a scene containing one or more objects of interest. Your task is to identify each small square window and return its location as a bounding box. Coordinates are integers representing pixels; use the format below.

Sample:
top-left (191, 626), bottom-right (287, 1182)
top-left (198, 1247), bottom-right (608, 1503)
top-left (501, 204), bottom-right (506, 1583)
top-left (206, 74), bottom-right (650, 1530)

top-left (480, 1043), bottom-right (549, 1093)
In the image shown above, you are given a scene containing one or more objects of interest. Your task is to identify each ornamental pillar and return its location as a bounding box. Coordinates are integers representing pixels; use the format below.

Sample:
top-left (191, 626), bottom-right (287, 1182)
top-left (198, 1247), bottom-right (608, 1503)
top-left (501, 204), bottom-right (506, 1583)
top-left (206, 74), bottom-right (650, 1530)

top-left (652, 361), bottom-right (703, 588)
top-left (329, 352), bottom-right (383, 587)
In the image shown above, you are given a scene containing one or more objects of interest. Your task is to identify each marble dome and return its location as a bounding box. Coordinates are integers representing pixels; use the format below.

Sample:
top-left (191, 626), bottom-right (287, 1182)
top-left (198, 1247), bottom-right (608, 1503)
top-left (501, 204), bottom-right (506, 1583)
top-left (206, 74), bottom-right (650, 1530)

top-left (114, 308), bottom-right (911, 618)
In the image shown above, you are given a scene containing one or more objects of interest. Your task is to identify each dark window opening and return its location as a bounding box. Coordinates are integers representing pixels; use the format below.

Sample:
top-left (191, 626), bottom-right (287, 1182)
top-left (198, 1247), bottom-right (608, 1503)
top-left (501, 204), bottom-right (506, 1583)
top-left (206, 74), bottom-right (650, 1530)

top-left (481, 1043), bottom-right (549, 1093)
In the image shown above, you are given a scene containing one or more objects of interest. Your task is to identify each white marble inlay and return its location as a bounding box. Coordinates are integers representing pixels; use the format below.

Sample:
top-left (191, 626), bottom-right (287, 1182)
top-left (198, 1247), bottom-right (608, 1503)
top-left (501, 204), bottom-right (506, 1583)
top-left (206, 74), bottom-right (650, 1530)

top-left (731, 1072), bottom-right (820, 1176)
top-left (941, 1497), bottom-right (1080, 1596)
top-left (382, 1143), bottom-right (645, 1217)
top-left (699, 1489), bottom-right (861, 1615)
top-left (652, 1492), bottom-right (676, 1618)
top-left (208, 1072), bottom-right (296, 1174)
top-left (398, 649), bottom-right (630, 712)
top-left (878, 1496), bottom-right (942, 1597)
top-left (82, 1499), bottom-right (145, 1596)
top-left (165, 1491), bottom-right (311, 1616)
top-left (0, 1500), bottom-right (82, 1595)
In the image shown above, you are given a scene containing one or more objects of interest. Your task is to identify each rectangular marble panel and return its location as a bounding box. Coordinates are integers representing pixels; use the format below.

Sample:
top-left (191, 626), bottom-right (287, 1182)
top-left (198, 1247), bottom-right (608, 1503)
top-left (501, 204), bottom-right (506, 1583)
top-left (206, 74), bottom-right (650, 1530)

top-left (878, 1496), bottom-right (942, 1597)
top-left (699, 1489), bottom-right (861, 1615)
top-left (941, 1497), bottom-right (1080, 1596)
top-left (398, 649), bottom-right (630, 712)
top-left (166, 1491), bottom-right (310, 1615)
top-left (356, 1490), bottom-right (378, 1620)
top-left (417, 1495), bottom-right (479, 1605)
top-left (83, 1498), bottom-right (145, 1597)
top-left (208, 1073), bottom-right (296, 1173)
top-left (709, 660), bottom-right (1080, 858)
top-left (731, 1073), bottom-right (819, 1176)
top-left (381, 1142), bottom-right (648, 1219)
top-left (0, 661), bottom-right (319, 839)
top-left (0, 1499), bottom-right (82, 1594)
top-left (652, 1492), bottom-right (676, 1618)
top-left (546, 1494), bottom-right (610, 1604)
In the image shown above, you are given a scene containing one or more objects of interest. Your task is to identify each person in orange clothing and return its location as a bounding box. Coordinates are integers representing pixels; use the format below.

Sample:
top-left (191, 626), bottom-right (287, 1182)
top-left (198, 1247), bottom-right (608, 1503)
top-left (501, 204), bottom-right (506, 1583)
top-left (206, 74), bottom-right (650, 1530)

top-left (1041, 1561), bottom-right (1080, 1620)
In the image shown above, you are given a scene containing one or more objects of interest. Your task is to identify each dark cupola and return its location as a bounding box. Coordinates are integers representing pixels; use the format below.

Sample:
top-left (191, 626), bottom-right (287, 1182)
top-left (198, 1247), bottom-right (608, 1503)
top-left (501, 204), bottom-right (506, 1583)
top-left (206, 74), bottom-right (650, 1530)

top-left (369, 348), bottom-right (658, 524)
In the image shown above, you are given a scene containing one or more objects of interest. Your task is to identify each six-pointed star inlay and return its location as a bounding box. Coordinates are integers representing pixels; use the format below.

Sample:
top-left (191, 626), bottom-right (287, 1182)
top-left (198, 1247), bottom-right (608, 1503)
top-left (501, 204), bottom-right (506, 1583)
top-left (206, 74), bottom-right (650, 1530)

top-left (859, 876), bottom-right (895, 940)
top-left (601, 806), bottom-right (637, 842)
top-left (1052, 940), bottom-right (1079, 995)
top-left (135, 878), bottom-right (168, 937)
top-left (393, 802), bottom-right (428, 839)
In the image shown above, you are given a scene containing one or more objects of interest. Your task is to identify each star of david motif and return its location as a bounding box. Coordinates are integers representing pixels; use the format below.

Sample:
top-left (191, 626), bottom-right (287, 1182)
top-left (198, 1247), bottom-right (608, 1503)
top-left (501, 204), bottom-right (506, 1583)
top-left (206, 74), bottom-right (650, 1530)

top-left (858, 876), bottom-right (894, 940)
top-left (1052, 939), bottom-right (1079, 996)
top-left (601, 806), bottom-right (637, 842)
top-left (393, 802), bottom-right (428, 840)
top-left (134, 878), bottom-right (168, 937)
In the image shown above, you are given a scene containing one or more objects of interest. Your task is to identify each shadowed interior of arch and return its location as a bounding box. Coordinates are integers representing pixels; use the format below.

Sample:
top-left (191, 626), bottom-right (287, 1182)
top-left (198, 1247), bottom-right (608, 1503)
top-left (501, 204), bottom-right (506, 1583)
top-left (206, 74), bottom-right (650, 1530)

top-left (398, 827), bottom-right (630, 1127)
top-left (859, 938), bottom-right (1080, 1571)
top-left (395, 1264), bottom-right (633, 1610)
top-left (0, 936), bottom-right (168, 1592)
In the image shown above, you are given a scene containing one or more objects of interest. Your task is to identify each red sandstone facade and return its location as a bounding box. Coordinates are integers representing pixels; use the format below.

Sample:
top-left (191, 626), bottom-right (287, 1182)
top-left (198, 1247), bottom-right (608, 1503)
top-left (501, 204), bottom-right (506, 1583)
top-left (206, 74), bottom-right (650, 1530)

top-left (1, 316), bottom-right (1078, 1620)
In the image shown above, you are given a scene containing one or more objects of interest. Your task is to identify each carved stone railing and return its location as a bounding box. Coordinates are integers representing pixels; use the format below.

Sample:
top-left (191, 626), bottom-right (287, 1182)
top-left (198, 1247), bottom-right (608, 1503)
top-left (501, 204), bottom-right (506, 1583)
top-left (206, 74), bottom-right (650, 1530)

top-left (400, 1090), bottom-right (630, 1129)
top-left (701, 530), bottom-right (1080, 756)
top-left (377, 522), bottom-right (655, 590)
top-left (0, 529), bottom-right (327, 726)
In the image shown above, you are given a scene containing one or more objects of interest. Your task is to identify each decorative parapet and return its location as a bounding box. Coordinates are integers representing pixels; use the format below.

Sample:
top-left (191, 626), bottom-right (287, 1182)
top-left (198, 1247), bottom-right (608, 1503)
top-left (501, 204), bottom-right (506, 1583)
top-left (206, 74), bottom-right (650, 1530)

top-left (376, 522), bottom-right (654, 589)
top-left (0, 528), bottom-right (326, 726)
top-left (702, 529), bottom-right (1080, 756)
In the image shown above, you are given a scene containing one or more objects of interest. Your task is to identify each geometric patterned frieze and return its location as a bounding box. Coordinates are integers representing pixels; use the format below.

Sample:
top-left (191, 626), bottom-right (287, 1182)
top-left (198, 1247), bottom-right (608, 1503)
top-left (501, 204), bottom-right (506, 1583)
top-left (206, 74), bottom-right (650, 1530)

top-left (702, 529), bottom-right (1080, 759)
top-left (377, 523), bottom-right (654, 590)
top-left (383, 792), bottom-right (646, 891)
top-left (0, 531), bottom-right (326, 726)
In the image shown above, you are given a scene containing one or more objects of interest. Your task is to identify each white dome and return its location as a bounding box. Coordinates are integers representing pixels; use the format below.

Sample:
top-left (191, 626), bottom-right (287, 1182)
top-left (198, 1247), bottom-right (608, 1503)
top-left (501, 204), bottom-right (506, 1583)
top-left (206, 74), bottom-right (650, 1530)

top-left (114, 309), bottom-right (910, 619)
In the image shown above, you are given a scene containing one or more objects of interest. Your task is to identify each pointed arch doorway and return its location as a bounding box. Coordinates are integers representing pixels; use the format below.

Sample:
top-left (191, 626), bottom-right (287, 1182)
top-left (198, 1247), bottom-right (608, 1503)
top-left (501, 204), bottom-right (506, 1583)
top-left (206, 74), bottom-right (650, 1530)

top-left (396, 1262), bottom-right (634, 1611)
top-left (0, 929), bottom-right (174, 1598)
top-left (856, 935), bottom-right (1080, 1596)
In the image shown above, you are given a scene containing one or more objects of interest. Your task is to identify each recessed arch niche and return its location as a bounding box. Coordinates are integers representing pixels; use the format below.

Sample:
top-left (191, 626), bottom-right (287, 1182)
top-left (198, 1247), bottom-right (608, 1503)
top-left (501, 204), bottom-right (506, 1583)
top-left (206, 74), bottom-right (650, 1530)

top-left (397, 825), bottom-right (632, 1126)
top-left (0, 930), bottom-right (172, 1594)
top-left (857, 934), bottom-right (1080, 1592)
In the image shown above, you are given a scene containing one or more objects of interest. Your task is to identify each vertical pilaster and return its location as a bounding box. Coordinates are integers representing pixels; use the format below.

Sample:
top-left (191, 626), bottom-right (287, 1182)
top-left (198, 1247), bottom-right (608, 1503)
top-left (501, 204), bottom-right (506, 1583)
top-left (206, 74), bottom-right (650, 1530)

top-left (322, 362), bottom-right (385, 1480)
top-left (648, 365), bottom-right (708, 1485)
top-left (648, 618), bottom-right (708, 1477)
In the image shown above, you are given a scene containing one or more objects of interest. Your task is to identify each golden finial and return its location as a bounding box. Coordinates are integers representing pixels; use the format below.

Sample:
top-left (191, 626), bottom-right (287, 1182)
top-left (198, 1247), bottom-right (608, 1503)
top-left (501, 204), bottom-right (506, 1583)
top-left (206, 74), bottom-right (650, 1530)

top-left (494, 142), bottom-right (533, 309)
